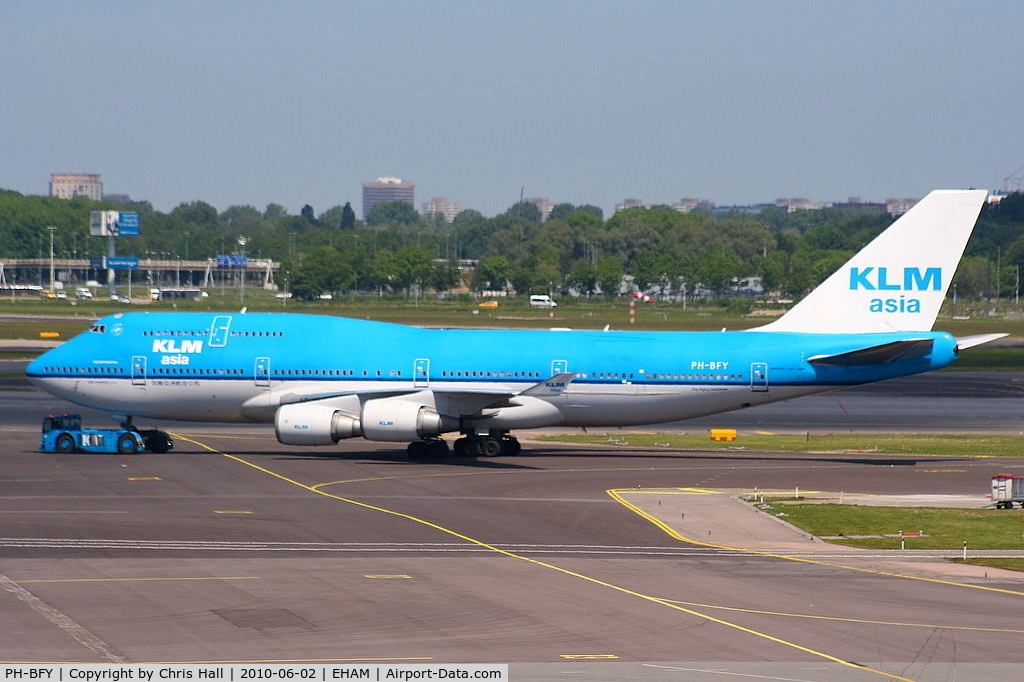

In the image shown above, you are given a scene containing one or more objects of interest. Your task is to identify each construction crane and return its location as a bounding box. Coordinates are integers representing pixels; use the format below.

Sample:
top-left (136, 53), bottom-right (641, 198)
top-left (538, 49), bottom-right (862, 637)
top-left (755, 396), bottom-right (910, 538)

top-left (1002, 165), bottom-right (1024, 193)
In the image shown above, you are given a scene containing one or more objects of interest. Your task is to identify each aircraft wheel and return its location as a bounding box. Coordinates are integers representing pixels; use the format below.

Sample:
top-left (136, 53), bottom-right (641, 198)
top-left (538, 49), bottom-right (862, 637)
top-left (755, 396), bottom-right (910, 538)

top-left (55, 433), bottom-right (76, 453)
top-left (481, 437), bottom-right (503, 457)
top-left (502, 437), bottom-right (522, 456)
top-left (407, 441), bottom-right (428, 461)
top-left (427, 440), bottom-right (449, 459)
top-left (117, 433), bottom-right (139, 454)
top-left (456, 437), bottom-right (484, 457)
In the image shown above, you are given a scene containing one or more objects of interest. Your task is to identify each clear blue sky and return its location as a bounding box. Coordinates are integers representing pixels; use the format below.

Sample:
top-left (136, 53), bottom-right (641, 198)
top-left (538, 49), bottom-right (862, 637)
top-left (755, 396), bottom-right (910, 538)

top-left (3, 1), bottom-right (1021, 218)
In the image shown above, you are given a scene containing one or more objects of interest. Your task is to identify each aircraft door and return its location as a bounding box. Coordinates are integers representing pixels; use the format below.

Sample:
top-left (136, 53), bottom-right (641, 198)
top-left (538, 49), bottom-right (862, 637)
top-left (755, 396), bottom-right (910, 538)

top-left (750, 362), bottom-right (768, 392)
top-left (131, 355), bottom-right (147, 386)
top-left (255, 357), bottom-right (271, 387)
top-left (209, 316), bottom-right (232, 348)
top-left (414, 358), bottom-right (430, 387)
top-left (551, 359), bottom-right (568, 375)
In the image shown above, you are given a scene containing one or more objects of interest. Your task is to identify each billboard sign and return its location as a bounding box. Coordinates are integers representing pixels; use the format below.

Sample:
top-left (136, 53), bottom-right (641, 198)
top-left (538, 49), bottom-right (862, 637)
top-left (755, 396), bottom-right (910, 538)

top-left (117, 212), bottom-right (140, 236)
top-left (89, 211), bottom-right (141, 237)
top-left (106, 257), bottom-right (139, 270)
top-left (216, 255), bottom-right (248, 267)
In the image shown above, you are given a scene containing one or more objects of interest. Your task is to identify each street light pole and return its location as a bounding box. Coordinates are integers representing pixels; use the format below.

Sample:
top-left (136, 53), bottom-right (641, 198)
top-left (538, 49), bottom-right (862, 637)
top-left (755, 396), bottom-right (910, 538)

top-left (237, 235), bottom-right (248, 305)
top-left (46, 226), bottom-right (57, 292)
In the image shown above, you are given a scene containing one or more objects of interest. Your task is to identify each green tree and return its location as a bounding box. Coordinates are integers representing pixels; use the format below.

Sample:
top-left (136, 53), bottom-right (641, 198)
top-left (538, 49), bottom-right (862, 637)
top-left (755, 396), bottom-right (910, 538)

top-left (474, 256), bottom-right (512, 292)
top-left (503, 201), bottom-right (542, 224)
top-left (366, 201), bottom-right (420, 226)
top-left (952, 255), bottom-right (994, 299)
top-left (341, 202), bottom-right (356, 230)
top-left (758, 250), bottom-right (790, 293)
top-left (568, 259), bottom-right (598, 296)
top-left (263, 203), bottom-right (288, 221)
top-left (596, 255), bottom-right (624, 297)
top-left (300, 204), bottom-right (317, 226)
top-left (220, 205), bottom-right (264, 230)
top-left (547, 203), bottom-right (577, 222)
top-left (288, 247), bottom-right (354, 300)
top-left (630, 250), bottom-right (665, 292)
top-left (368, 249), bottom-right (398, 293)
top-left (394, 246), bottom-right (434, 295)
top-left (430, 258), bottom-right (462, 293)
top-left (527, 246), bottom-right (562, 294)
top-left (171, 201), bottom-right (218, 229)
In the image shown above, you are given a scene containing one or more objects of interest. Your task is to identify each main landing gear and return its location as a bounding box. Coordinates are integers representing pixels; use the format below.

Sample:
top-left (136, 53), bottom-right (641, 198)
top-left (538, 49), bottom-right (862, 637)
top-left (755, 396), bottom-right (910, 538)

top-left (406, 431), bottom-right (522, 461)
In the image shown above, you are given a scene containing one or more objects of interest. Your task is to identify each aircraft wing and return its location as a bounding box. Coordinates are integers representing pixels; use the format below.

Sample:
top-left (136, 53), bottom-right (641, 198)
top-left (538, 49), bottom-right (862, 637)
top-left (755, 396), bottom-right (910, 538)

top-left (248, 372), bottom-right (575, 416)
top-left (807, 338), bottom-right (935, 366)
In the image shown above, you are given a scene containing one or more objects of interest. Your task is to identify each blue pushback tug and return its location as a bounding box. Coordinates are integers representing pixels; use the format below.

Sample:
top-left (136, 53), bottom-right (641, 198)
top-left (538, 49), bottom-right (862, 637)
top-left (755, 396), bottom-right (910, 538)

top-left (39, 414), bottom-right (172, 454)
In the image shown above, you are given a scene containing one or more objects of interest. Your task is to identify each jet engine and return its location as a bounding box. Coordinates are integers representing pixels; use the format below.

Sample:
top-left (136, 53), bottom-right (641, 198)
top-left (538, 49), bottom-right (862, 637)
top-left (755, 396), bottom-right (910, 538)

top-left (274, 396), bottom-right (457, 446)
top-left (360, 399), bottom-right (450, 441)
top-left (274, 403), bottom-right (361, 446)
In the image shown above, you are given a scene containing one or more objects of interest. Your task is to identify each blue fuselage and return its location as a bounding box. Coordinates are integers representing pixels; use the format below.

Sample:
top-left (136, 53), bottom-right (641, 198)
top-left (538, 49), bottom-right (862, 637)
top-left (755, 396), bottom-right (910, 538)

top-left (26, 312), bottom-right (960, 427)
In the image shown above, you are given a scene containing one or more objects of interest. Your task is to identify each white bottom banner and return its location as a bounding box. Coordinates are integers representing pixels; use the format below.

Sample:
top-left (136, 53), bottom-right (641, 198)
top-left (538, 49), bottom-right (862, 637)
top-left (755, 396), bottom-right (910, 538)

top-left (1, 665), bottom-right (509, 682)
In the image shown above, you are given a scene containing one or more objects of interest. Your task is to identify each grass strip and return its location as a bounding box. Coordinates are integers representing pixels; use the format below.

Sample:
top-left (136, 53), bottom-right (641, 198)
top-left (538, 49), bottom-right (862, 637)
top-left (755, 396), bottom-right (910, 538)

top-left (537, 432), bottom-right (1024, 457)
top-left (754, 502), bottom-right (1024, 551)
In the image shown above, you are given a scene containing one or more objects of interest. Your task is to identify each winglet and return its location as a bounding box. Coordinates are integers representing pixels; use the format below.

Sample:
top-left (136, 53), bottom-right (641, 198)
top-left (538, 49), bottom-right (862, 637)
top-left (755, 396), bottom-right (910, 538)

top-left (754, 189), bottom-right (988, 334)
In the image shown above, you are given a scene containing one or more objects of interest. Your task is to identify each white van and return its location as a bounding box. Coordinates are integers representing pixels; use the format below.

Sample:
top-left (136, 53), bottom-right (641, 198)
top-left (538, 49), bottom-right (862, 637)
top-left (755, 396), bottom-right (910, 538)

top-left (529, 294), bottom-right (557, 308)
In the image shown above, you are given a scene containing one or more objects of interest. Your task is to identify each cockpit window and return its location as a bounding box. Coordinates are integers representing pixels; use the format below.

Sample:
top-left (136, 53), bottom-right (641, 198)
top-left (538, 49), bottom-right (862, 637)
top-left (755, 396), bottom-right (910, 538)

top-left (89, 324), bottom-right (106, 333)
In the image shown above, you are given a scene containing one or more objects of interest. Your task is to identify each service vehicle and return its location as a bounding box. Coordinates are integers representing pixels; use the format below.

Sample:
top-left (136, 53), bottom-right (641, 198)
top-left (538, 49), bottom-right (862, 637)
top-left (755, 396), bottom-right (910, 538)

top-left (529, 294), bottom-right (557, 308)
top-left (992, 474), bottom-right (1024, 509)
top-left (39, 414), bottom-right (173, 454)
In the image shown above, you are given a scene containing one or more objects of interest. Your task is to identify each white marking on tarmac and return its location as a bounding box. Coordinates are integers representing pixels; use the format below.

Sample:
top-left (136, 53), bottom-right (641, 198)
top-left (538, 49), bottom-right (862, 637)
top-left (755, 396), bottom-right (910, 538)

top-left (0, 572), bottom-right (126, 663)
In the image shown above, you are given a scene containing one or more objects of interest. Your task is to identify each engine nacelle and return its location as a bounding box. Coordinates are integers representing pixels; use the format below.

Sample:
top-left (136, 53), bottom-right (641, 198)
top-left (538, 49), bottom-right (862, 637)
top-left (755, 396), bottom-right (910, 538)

top-left (274, 403), bottom-right (361, 446)
top-left (360, 399), bottom-right (448, 442)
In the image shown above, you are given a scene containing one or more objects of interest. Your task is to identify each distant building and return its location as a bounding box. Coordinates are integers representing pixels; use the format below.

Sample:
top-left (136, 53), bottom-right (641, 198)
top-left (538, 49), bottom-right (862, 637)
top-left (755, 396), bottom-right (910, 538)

top-left (885, 197), bottom-right (920, 216)
top-left (711, 204), bottom-right (774, 217)
top-left (422, 197), bottom-right (464, 222)
top-left (615, 198), bottom-right (648, 212)
top-left (615, 197), bottom-right (715, 214)
top-left (50, 173), bottom-right (103, 201)
top-left (524, 197), bottom-right (553, 221)
top-left (362, 177), bottom-right (415, 219)
top-left (831, 196), bottom-right (888, 212)
top-left (673, 197), bottom-right (715, 213)
top-left (103, 193), bottom-right (133, 205)
top-left (774, 197), bottom-right (823, 212)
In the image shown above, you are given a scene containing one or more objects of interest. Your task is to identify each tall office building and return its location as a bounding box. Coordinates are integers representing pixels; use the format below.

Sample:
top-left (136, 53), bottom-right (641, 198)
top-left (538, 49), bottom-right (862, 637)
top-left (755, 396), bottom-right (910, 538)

top-left (361, 176), bottom-right (415, 219)
top-left (50, 173), bottom-right (103, 201)
top-left (422, 197), bottom-right (464, 222)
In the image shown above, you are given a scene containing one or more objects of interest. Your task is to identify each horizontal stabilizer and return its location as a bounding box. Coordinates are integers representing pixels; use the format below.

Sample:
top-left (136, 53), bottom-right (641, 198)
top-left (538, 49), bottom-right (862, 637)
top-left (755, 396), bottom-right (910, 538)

top-left (956, 333), bottom-right (1009, 350)
top-left (808, 338), bottom-right (934, 366)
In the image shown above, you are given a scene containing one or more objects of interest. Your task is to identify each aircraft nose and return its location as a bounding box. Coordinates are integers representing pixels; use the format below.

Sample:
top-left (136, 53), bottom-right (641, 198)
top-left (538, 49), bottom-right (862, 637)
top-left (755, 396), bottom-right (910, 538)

top-left (25, 354), bottom-right (49, 387)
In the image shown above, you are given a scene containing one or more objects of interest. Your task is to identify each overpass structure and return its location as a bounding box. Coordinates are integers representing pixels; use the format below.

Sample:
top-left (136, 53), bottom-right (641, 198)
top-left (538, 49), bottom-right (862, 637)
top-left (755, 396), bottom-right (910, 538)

top-left (0, 258), bottom-right (278, 290)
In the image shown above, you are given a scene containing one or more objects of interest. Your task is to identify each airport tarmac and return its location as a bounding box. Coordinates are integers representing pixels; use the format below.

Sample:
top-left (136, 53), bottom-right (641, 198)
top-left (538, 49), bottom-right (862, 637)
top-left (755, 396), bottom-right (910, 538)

top-left (1, 379), bottom-right (1023, 681)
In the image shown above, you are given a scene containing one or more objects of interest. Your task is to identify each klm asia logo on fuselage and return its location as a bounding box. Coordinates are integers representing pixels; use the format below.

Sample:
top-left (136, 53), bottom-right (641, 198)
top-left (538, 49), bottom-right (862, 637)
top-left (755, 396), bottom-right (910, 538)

top-left (152, 339), bottom-right (203, 365)
top-left (849, 266), bottom-right (941, 313)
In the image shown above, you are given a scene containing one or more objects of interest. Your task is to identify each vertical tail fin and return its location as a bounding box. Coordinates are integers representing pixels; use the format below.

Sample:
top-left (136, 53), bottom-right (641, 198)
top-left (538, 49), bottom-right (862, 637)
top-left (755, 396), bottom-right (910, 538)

top-left (754, 189), bottom-right (987, 334)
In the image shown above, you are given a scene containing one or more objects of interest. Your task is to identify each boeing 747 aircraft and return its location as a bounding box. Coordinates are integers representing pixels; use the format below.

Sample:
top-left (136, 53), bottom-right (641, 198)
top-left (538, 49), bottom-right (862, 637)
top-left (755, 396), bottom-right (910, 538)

top-left (27, 189), bottom-right (1004, 459)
